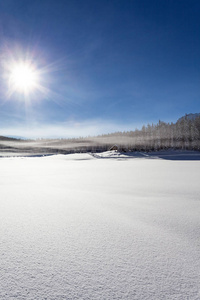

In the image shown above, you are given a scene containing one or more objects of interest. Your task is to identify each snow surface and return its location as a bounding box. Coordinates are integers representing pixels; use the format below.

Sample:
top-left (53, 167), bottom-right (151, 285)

top-left (0, 151), bottom-right (200, 299)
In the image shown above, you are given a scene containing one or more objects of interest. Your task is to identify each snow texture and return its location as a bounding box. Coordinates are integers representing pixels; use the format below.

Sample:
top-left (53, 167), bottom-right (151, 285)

top-left (0, 151), bottom-right (200, 299)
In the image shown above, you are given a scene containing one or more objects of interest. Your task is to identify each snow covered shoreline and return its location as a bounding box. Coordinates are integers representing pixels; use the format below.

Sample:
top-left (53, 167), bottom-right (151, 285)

top-left (0, 152), bottom-right (200, 299)
top-left (1, 149), bottom-right (200, 160)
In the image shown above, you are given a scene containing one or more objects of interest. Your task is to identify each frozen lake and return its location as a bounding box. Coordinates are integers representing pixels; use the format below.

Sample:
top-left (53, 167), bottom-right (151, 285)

top-left (0, 151), bottom-right (200, 299)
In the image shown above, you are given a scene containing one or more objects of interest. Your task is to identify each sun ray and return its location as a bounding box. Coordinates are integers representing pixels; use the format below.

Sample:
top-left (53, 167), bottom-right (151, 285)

top-left (2, 47), bottom-right (79, 115)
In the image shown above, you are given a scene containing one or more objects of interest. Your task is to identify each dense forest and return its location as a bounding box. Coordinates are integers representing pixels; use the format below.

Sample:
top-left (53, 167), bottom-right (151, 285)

top-left (0, 113), bottom-right (200, 155)
top-left (98, 113), bottom-right (200, 152)
top-left (53, 113), bottom-right (200, 153)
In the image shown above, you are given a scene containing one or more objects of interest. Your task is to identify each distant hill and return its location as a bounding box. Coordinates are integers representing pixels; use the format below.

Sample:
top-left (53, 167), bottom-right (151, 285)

top-left (0, 135), bottom-right (21, 141)
top-left (177, 113), bottom-right (200, 122)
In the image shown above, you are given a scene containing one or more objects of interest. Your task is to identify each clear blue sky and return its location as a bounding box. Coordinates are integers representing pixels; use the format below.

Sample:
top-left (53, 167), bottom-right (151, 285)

top-left (0, 0), bottom-right (199, 138)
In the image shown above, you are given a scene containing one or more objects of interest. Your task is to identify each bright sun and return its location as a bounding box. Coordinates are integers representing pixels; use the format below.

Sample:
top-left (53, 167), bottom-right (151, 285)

top-left (9, 62), bottom-right (39, 95)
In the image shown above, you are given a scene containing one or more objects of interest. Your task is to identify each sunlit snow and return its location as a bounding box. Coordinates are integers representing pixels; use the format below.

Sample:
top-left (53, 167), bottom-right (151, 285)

top-left (0, 151), bottom-right (200, 299)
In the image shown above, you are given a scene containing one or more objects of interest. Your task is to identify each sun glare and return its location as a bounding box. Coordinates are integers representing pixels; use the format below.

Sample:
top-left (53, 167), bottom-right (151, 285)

top-left (9, 62), bottom-right (38, 94)
top-left (4, 49), bottom-right (62, 101)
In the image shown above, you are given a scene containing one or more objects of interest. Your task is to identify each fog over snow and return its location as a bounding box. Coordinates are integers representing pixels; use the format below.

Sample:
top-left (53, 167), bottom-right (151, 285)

top-left (0, 151), bottom-right (200, 299)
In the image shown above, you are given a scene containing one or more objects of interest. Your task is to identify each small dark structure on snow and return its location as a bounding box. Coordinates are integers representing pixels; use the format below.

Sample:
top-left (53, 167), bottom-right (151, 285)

top-left (109, 145), bottom-right (127, 152)
top-left (109, 144), bottom-right (119, 151)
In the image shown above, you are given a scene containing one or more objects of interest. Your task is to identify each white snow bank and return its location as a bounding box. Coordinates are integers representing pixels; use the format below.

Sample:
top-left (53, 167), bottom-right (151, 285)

top-left (0, 154), bottom-right (200, 299)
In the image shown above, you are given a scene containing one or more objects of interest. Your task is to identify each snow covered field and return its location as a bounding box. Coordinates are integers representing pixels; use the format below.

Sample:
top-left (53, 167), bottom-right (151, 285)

top-left (0, 151), bottom-right (200, 300)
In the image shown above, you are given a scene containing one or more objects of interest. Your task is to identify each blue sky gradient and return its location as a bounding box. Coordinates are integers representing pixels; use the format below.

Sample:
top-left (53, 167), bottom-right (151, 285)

top-left (0, 0), bottom-right (200, 138)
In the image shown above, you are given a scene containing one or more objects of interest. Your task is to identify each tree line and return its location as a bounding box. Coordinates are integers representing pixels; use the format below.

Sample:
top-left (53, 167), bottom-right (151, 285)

top-left (89, 114), bottom-right (200, 152)
top-left (1, 114), bottom-right (199, 154)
